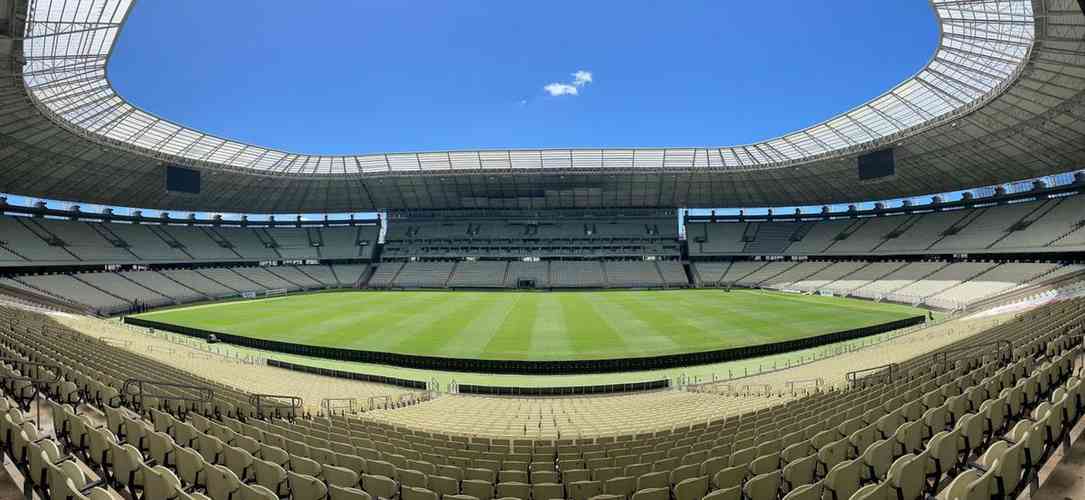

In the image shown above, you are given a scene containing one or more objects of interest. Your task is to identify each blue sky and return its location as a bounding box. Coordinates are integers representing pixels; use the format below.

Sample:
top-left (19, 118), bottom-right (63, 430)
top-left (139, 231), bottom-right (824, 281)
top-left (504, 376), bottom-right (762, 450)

top-left (107, 0), bottom-right (938, 154)
top-left (12, 0), bottom-right (1071, 221)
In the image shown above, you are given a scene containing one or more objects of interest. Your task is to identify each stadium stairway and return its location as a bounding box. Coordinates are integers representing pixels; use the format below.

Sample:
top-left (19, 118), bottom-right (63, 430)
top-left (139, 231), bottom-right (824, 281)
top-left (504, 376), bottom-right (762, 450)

top-left (821, 219), bottom-right (869, 254)
top-left (883, 261), bottom-right (953, 296)
top-left (925, 208), bottom-right (988, 251)
top-left (816, 261), bottom-right (872, 293)
top-left (116, 271), bottom-right (179, 305)
top-left (148, 226), bottom-right (197, 260)
top-left (985, 199), bottom-right (1062, 249)
top-left (866, 215), bottom-right (916, 253)
top-left (69, 273), bottom-right (132, 309)
top-left (264, 267), bottom-right (307, 290)
top-left (155, 271), bottom-right (213, 301)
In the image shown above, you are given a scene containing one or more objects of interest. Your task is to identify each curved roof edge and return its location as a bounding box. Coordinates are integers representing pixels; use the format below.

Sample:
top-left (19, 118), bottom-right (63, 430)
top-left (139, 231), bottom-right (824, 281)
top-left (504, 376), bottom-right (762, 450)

top-left (19, 0), bottom-right (1035, 177)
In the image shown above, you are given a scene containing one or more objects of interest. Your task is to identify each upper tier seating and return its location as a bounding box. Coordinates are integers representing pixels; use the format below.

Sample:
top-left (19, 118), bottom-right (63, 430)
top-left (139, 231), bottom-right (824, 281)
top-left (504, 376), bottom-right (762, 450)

top-left (0, 216), bottom-right (78, 263)
top-left (266, 228), bottom-right (319, 260)
top-left (0, 215), bottom-right (380, 267)
top-left (688, 193), bottom-right (1085, 257)
top-left (385, 217), bottom-right (680, 259)
top-left (692, 259), bottom-right (1078, 310)
top-left (160, 225), bottom-right (239, 260)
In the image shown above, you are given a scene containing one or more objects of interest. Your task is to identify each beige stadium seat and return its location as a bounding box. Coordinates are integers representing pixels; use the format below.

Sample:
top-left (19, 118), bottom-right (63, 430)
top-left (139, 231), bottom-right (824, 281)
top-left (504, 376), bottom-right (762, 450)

top-left (403, 486), bottom-right (440, 500)
top-left (630, 487), bottom-right (669, 500)
top-left (141, 464), bottom-right (185, 500)
top-left (67, 479), bottom-right (123, 500)
top-left (782, 454), bottom-right (816, 492)
top-left (238, 483), bottom-right (279, 500)
top-left (206, 464), bottom-right (243, 500)
top-left (782, 482), bottom-right (822, 500)
top-left (744, 471), bottom-right (780, 500)
top-left (821, 459), bottom-right (862, 500)
top-left (568, 480), bottom-right (603, 500)
top-left (934, 469), bottom-right (991, 500)
top-left (669, 464), bottom-right (699, 485)
top-left (223, 445), bottom-right (255, 482)
top-left (886, 453), bottom-right (926, 500)
top-left (400, 469), bottom-right (428, 489)
top-left (532, 482), bottom-right (564, 500)
top-left (329, 484), bottom-right (373, 500)
top-left (713, 465), bottom-right (746, 490)
top-left (428, 475), bottom-right (459, 497)
top-left (704, 485), bottom-right (742, 500)
top-left (252, 459), bottom-right (289, 496)
top-left (673, 475), bottom-right (709, 500)
top-left (849, 482), bottom-right (889, 500)
top-left (175, 446), bottom-right (208, 490)
top-left (977, 440), bottom-right (1024, 498)
top-left (291, 455), bottom-right (323, 477)
top-left (924, 431), bottom-right (958, 482)
top-left (460, 479), bottom-right (493, 500)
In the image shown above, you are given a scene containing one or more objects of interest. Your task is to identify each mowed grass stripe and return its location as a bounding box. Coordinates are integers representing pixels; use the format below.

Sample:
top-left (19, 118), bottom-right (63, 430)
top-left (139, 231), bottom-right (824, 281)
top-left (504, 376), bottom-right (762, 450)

top-left (588, 293), bottom-right (683, 356)
top-left (525, 294), bottom-right (570, 361)
top-left (559, 293), bottom-right (630, 358)
top-left (134, 289), bottom-right (923, 361)
top-left (480, 294), bottom-right (537, 359)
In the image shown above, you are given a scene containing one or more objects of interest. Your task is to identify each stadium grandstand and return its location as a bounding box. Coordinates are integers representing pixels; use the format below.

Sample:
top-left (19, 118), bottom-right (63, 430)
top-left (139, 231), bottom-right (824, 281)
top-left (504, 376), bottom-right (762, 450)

top-left (0, 0), bottom-right (1085, 499)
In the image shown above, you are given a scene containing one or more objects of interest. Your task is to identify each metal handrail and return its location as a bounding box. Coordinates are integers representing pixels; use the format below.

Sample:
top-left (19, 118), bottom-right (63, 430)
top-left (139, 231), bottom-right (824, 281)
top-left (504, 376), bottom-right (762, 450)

top-left (846, 363), bottom-right (897, 387)
top-left (121, 378), bottom-right (215, 412)
top-left (0, 357), bottom-right (61, 427)
top-left (320, 398), bottom-right (357, 416)
top-left (250, 394), bottom-right (303, 419)
top-left (931, 339), bottom-right (1012, 367)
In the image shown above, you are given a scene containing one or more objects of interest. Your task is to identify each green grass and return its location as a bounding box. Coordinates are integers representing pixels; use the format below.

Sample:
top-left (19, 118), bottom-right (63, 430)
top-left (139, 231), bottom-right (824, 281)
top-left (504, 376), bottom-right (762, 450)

top-left (133, 289), bottom-right (924, 361)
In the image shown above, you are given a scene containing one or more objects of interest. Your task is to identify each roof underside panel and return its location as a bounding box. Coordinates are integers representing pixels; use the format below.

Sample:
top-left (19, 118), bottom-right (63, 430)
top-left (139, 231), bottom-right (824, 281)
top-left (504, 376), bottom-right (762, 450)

top-left (19, 0), bottom-right (1037, 176)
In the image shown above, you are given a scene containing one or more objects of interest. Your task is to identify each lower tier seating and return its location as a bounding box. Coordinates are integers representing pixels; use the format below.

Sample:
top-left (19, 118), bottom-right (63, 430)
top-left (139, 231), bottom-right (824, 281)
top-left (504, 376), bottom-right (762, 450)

top-left (0, 293), bottom-right (1082, 500)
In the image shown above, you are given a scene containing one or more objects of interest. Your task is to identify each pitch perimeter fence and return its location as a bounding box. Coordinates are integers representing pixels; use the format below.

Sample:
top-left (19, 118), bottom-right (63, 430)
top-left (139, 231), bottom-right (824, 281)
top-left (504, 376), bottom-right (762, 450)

top-left (123, 315), bottom-right (926, 375)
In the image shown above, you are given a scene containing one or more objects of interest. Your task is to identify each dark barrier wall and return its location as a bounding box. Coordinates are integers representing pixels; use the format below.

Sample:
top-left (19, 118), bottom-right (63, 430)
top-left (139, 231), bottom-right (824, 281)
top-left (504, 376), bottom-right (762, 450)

top-left (123, 314), bottom-right (926, 375)
top-left (265, 359), bottom-right (425, 389)
top-left (459, 380), bottom-right (669, 396)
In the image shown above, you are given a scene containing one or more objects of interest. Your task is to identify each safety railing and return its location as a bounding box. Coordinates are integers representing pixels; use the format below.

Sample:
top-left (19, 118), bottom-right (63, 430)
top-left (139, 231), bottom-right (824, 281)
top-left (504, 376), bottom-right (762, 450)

top-left (846, 363), bottom-right (897, 388)
top-left (250, 394), bottom-right (303, 420)
top-left (0, 357), bottom-right (60, 427)
top-left (931, 339), bottom-right (1012, 368)
top-left (320, 398), bottom-right (357, 416)
top-left (121, 378), bottom-right (215, 414)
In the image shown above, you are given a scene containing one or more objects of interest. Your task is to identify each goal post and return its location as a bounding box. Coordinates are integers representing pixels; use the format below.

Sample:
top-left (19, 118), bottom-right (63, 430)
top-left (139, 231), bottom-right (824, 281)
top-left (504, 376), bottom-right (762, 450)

top-left (265, 288), bottom-right (288, 298)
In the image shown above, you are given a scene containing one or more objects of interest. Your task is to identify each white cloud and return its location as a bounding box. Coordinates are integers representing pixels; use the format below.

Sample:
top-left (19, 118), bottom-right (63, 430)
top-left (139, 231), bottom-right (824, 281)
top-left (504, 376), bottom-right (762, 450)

top-left (544, 83), bottom-right (579, 96)
top-left (572, 70), bottom-right (592, 86)
top-left (543, 69), bottom-right (593, 97)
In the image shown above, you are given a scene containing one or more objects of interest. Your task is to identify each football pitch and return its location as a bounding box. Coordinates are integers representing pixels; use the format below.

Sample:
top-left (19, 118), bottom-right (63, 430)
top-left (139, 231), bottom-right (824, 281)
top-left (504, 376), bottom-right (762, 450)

top-left (133, 289), bottom-right (925, 361)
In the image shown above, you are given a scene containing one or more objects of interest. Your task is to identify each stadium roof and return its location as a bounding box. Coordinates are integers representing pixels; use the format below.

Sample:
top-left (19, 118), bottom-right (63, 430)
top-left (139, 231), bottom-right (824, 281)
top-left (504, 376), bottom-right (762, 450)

top-left (0, 0), bottom-right (1083, 212)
